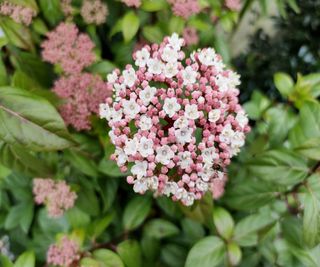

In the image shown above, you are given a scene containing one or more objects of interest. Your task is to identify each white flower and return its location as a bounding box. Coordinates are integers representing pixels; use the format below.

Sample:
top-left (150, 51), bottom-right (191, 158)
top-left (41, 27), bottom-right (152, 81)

top-left (175, 127), bottom-right (193, 144)
top-left (99, 103), bottom-right (111, 120)
top-left (139, 115), bottom-right (152, 131)
top-left (131, 161), bottom-right (148, 179)
top-left (198, 48), bottom-right (216, 66)
top-left (110, 107), bottom-right (123, 122)
top-left (231, 131), bottom-right (245, 148)
top-left (196, 180), bottom-right (208, 192)
top-left (228, 71), bottom-right (241, 88)
top-left (201, 147), bottom-right (218, 165)
top-left (183, 193), bottom-right (195, 206)
top-left (208, 109), bottom-right (221, 123)
top-left (107, 70), bottom-right (118, 83)
top-left (163, 182), bottom-right (178, 196)
top-left (123, 68), bottom-right (137, 87)
top-left (182, 66), bottom-right (197, 85)
top-left (115, 148), bottom-right (127, 166)
top-left (168, 33), bottom-right (184, 51)
top-left (123, 99), bottom-right (140, 119)
top-left (174, 116), bottom-right (189, 129)
top-left (139, 86), bottom-right (157, 105)
top-left (133, 179), bottom-right (148, 193)
top-left (185, 104), bottom-right (200, 120)
top-left (114, 83), bottom-right (126, 101)
top-left (235, 110), bottom-right (248, 128)
top-left (175, 188), bottom-right (188, 200)
top-left (163, 97), bottom-right (181, 118)
top-left (138, 137), bottom-right (154, 157)
top-left (156, 145), bottom-right (174, 165)
top-left (147, 58), bottom-right (163, 75)
top-left (199, 165), bottom-right (214, 182)
top-left (219, 124), bottom-right (235, 144)
top-left (164, 62), bottom-right (179, 78)
top-left (215, 73), bottom-right (238, 93)
top-left (135, 48), bottom-right (150, 67)
top-left (146, 176), bottom-right (159, 191)
top-left (177, 151), bottom-right (193, 169)
top-left (124, 138), bottom-right (139, 155)
top-left (161, 46), bottom-right (179, 63)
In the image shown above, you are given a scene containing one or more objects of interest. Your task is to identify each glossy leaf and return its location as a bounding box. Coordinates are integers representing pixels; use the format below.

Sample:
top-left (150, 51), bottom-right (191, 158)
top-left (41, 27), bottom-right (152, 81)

top-left (144, 219), bottom-right (180, 239)
top-left (117, 240), bottom-right (142, 267)
top-left (122, 11), bottom-right (140, 43)
top-left (213, 207), bottom-right (234, 240)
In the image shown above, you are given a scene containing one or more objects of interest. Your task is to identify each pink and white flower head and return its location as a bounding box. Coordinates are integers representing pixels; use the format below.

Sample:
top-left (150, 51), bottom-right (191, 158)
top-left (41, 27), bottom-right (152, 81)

top-left (47, 236), bottom-right (80, 267)
top-left (0, 1), bottom-right (36, 26)
top-left (33, 178), bottom-right (77, 218)
top-left (167, 0), bottom-right (201, 19)
top-left (225, 0), bottom-right (242, 11)
top-left (81, 0), bottom-right (108, 25)
top-left (100, 33), bottom-right (250, 206)
top-left (122, 0), bottom-right (141, 8)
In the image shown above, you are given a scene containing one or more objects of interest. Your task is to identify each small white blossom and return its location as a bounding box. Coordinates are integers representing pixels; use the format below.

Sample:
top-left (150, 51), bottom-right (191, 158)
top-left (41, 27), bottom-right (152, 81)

top-left (182, 66), bottom-right (197, 85)
top-left (139, 86), bottom-right (157, 105)
top-left (124, 138), bottom-right (139, 155)
top-left (147, 58), bottom-right (163, 75)
top-left (156, 145), bottom-right (174, 165)
top-left (139, 115), bottom-right (152, 131)
top-left (99, 103), bottom-right (111, 120)
top-left (133, 179), bottom-right (148, 193)
top-left (175, 127), bottom-right (193, 144)
top-left (114, 83), bottom-right (126, 101)
top-left (107, 70), bottom-right (118, 83)
top-left (131, 161), bottom-right (148, 179)
top-left (174, 116), bottom-right (189, 129)
top-left (123, 99), bottom-right (140, 119)
top-left (161, 46), bottom-right (179, 62)
top-left (110, 107), bottom-right (123, 123)
top-left (123, 68), bottom-right (137, 87)
top-left (199, 165), bottom-right (214, 182)
top-left (164, 62), bottom-right (179, 78)
top-left (196, 180), bottom-right (208, 192)
top-left (208, 109), bottom-right (221, 123)
top-left (198, 48), bottom-right (216, 66)
top-left (115, 148), bottom-right (127, 166)
top-left (177, 151), bottom-right (193, 169)
top-left (168, 33), bottom-right (184, 51)
top-left (185, 104), bottom-right (200, 120)
top-left (163, 97), bottom-right (181, 118)
top-left (235, 110), bottom-right (248, 128)
top-left (135, 48), bottom-right (150, 67)
top-left (219, 124), bottom-right (234, 144)
top-left (138, 137), bottom-right (154, 157)
top-left (202, 147), bottom-right (218, 165)
top-left (146, 176), bottom-right (159, 191)
top-left (183, 193), bottom-right (195, 206)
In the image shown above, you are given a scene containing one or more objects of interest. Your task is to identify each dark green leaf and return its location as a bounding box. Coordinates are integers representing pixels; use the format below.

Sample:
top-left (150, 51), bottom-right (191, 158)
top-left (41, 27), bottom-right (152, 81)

top-left (117, 240), bottom-right (142, 267)
top-left (38, 0), bottom-right (63, 26)
top-left (93, 249), bottom-right (124, 267)
top-left (144, 219), bottom-right (179, 239)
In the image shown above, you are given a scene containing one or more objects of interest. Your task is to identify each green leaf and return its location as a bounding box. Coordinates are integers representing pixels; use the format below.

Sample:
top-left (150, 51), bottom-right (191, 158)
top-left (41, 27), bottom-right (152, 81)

top-left (274, 72), bottom-right (294, 97)
top-left (122, 11), bottom-right (140, 43)
top-left (243, 91), bottom-right (271, 120)
top-left (142, 25), bottom-right (164, 43)
top-left (5, 202), bottom-right (34, 232)
top-left (0, 255), bottom-right (13, 267)
top-left (123, 196), bottom-right (152, 231)
top-left (80, 258), bottom-right (101, 267)
top-left (303, 189), bottom-right (320, 248)
top-left (224, 180), bottom-right (279, 210)
top-left (14, 251), bottom-right (35, 267)
top-left (168, 17), bottom-right (185, 34)
top-left (144, 219), bottom-right (179, 239)
top-left (66, 207), bottom-right (91, 228)
top-left (87, 61), bottom-right (117, 77)
top-left (185, 236), bottom-right (225, 267)
top-left (248, 149), bottom-right (308, 186)
top-left (181, 218), bottom-right (205, 244)
top-left (161, 244), bottom-right (188, 267)
top-left (227, 242), bottom-right (242, 266)
top-left (233, 212), bottom-right (277, 247)
top-left (65, 149), bottom-right (99, 177)
top-left (117, 240), bottom-right (142, 267)
top-left (0, 86), bottom-right (74, 151)
top-left (93, 249), bottom-right (124, 267)
top-left (213, 207), bottom-right (234, 240)
top-left (38, 0), bottom-right (63, 26)
top-left (88, 213), bottom-right (114, 239)
top-left (99, 158), bottom-right (127, 178)
top-left (0, 142), bottom-right (53, 176)
top-left (141, 0), bottom-right (168, 11)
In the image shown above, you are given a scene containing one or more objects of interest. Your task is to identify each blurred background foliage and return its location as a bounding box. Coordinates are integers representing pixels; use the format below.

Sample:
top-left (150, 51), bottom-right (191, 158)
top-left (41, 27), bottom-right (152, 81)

top-left (0, 0), bottom-right (319, 267)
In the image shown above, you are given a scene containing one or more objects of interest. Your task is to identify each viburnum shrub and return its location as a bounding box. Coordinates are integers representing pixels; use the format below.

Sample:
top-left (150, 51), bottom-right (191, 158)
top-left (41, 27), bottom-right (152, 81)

top-left (100, 34), bottom-right (250, 206)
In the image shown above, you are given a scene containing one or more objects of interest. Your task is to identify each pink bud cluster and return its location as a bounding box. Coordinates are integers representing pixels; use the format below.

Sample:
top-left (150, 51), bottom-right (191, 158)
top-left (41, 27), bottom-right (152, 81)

top-left (0, 1), bottom-right (36, 26)
top-left (167, 0), bottom-right (201, 19)
top-left (53, 73), bottom-right (111, 130)
top-left (182, 27), bottom-right (199, 46)
top-left (41, 23), bottom-right (96, 75)
top-left (47, 236), bottom-right (80, 267)
top-left (100, 34), bottom-right (250, 206)
top-left (225, 0), bottom-right (242, 11)
top-left (33, 178), bottom-right (77, 218)
top-left (81, 0), bottom-right (108, 25)
top-left (122, 0), bottom-right (141, 8)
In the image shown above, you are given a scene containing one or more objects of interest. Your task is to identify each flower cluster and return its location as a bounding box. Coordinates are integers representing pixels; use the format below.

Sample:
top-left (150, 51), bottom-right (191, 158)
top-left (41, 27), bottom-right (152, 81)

top-left (100, 33), bottom-right (250, 206)
top-left (53, 73), bottom-right (111, 130)
top-left (183, 27), bottom-right (199, 46)
top-left (47, 236), bottom-right (80, 267)
top-left (33, 178), bottom-right (77, 218)
top-left (167, 0), bottom-right (201, 19)
top-left (122, 0), bottom-right (141, 8)
top-left (0, 236), bottom-right (14, 261)
top-left (41, 23), bottom-right (95, 75)
top-left (61, 0), bottom-right (73, 16)
top-left (81, 0), bottom-right (108, 25)
top-left (225, 0), bottom-right (242, 11)
top-left (0, 1), bottom-right (36, 26)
